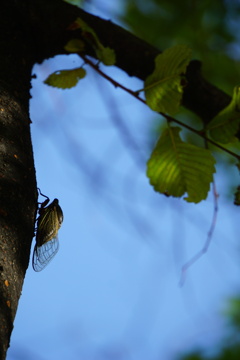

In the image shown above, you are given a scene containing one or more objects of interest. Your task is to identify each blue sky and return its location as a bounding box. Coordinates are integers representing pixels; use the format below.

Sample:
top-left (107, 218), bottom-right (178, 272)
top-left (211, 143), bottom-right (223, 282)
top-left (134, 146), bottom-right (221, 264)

top-left (7, 2), bottom-right (240, 360)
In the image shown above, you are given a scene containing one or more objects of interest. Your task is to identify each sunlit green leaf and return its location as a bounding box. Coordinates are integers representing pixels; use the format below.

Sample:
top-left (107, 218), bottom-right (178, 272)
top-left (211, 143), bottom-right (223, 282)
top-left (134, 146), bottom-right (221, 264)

top-left (207, 86), bottom-right (240, 143)
top-left (147, 127), bottom-right (216, 203)
top-left (144, 45), bottom-right (192, 114)
top-left (179, 354), bottom-right (202, 360)
top-left (44, 67), bottom-right (86, 89)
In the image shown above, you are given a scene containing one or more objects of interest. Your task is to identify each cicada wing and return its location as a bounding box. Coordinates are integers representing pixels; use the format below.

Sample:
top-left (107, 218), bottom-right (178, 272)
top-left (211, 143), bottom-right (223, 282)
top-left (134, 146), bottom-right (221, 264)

top-left (32, 237), bottom-right (59, 272)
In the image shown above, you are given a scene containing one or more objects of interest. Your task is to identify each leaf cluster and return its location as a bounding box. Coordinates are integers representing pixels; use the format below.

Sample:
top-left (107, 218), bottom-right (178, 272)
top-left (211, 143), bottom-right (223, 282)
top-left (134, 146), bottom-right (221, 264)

top-left (44, 18), bottom-right (240, 204)
top-left (44, 17), bottom-right (116, 89)
top-left (121, 0), bottom-right (240, 92)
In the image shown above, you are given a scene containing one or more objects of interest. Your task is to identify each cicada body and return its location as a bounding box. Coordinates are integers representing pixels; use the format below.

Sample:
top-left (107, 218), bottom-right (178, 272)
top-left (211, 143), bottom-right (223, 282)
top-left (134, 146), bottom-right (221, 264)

top-left (32, 196), bottom-right (63, 272)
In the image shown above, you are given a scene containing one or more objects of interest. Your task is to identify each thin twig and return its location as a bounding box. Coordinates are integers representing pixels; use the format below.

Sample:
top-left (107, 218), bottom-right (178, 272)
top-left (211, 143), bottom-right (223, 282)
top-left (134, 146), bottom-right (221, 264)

top-left (179, 180), bottom-right (219, 286)
top-left (80, 54), bottom-right (145, 103)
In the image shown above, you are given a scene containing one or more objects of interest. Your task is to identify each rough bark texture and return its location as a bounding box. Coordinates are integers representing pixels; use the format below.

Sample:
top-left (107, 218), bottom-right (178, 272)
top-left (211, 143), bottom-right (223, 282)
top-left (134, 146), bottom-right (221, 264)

top-left (0, 2), bottom-right (37, 359)
top-left (0, 0), bottom-right (234, 358)
top-left (0, 86), bottom-right (37, 359)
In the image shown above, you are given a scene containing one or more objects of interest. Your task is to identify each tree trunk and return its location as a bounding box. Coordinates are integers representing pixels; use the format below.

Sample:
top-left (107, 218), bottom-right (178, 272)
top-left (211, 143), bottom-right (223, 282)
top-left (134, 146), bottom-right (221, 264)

top-left (0, 2), bottom-right (37, 358)
top-left (0, 0), bottom-right (233, 358)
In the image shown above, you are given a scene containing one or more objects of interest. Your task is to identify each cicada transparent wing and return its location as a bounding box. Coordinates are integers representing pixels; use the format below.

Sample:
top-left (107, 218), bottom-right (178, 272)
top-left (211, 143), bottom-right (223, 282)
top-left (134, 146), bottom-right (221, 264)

top-left (32, 237), bottom-right (59, 272)
top-left (32, 198), bottom-right (63, 272)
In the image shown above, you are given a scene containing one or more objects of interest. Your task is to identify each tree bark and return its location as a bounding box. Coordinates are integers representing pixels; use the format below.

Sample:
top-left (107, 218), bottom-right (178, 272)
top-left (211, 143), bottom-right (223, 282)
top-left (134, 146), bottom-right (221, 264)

top-left (0, 0), bottom-right (233, 358)
top-left (0, 2), bottom-right (37, 358)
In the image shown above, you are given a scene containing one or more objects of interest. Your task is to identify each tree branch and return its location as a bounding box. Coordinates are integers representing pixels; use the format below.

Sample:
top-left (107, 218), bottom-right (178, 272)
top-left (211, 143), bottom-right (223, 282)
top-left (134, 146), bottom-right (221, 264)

top-left (30, 1), bottom-right (231, 124)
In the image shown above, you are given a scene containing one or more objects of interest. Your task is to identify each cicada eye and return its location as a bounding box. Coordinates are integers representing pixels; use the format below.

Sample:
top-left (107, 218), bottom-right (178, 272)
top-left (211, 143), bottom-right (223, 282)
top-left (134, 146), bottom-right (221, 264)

top-left (32, 194), bottom-right (63, 272)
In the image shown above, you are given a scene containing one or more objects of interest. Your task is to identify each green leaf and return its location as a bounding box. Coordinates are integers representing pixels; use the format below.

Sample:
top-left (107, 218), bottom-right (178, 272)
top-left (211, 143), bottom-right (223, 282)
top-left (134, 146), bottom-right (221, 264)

top-left (147, 127), bottom-right (216, 203)
top-left (44, 67), bottom-right (86, 89)
top-left (144, 45), bottom-right (192, 114)
top-left (64, 39), bottom-right (85, 52)
top-left (72, 18), bottom-right (116, 66)
top-left (207, 86), bottom-right (240, 143)
top-left (96, 46), bottom-right (116, 66)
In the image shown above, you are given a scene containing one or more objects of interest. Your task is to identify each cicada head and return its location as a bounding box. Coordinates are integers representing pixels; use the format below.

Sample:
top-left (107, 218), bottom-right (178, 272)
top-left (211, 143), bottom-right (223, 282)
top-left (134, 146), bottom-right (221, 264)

top-left (32, 197), bottom-right (63, 272)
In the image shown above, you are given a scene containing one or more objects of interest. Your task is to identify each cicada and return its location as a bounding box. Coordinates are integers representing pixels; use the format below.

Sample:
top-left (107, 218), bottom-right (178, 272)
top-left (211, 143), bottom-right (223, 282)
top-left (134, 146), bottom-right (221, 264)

top-left (32, 192), bottom-right (63, 272)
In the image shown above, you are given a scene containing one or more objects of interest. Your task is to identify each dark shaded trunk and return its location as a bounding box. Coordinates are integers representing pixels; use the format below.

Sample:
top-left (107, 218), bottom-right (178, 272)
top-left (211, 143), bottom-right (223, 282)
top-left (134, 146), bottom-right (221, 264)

top-left (0, 2), bottom-right (37, 358)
